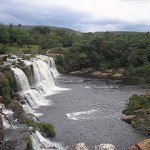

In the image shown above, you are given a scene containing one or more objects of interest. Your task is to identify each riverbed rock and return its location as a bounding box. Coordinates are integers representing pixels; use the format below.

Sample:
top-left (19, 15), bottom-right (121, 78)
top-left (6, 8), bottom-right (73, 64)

top-left (9, 101), bottom-right (26, 123)
top-left (128, 139), bottom-right (150, 150)
top-left (128, 145), bottom-right (140, 150)
top-left (121, 114), bottom-right (135, 123)
top-left (67, 143), bottom-right (89, 150)
top-left (93, 144), bottom-right (117, 150)
top-left (112, 73), bottom-right (123, 78)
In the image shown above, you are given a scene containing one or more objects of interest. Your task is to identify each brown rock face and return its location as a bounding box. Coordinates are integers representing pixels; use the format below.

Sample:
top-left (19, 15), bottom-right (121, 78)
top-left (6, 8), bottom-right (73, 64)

top-left (128, 146), bottom-right (141, 150)
top-left (67, 143), bottom-right (89, 150)
top-left (128, 139), bottom-right (150, 150)
top-left (121, 114), bottom-right (135, 123)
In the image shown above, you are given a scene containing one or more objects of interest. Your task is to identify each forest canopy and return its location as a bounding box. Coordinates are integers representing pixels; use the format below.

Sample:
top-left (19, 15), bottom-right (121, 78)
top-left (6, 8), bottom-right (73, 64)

top-left (0, 24), bottom-right (150, 83)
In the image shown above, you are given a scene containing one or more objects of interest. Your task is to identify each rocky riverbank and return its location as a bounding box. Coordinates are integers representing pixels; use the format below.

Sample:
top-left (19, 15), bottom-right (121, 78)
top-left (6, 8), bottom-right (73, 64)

top-left (70, 68), bottom-right (124, 80)
top-left (67, 143), bottom-right (117, 150)
top-left (122, 94), bottom-right (150, 136)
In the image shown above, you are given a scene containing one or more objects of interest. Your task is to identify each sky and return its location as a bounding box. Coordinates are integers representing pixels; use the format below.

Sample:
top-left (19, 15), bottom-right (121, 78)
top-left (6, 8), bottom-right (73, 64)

top-left (0, 0), bottom-right (150, 32)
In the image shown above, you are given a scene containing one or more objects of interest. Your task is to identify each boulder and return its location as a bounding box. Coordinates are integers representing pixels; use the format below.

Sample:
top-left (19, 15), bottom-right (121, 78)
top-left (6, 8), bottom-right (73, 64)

top-left (128, 139), bottom-right (150, 150)
top-left (121, 114), bottom-right (135, 123)
top-left (93, 144), bottom-right (117, 150)
top-left (128, 145), bottom-right (140, 150)
top-left (67, 143), bottom-right (89, 150)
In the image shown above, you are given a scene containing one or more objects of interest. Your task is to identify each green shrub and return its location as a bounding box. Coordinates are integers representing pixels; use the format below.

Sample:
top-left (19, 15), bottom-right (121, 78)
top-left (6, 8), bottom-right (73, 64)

top-left (0, 78), bottom-right (11, 105)
top-left (123, 94), bottom-right (150, 115)
top-left (26, 119), bottom-right (38, 132)
top-left (38, 123), bottom-right (56, 137)
top-left (26, 119), bottom-right (56, 138)
top-left (25, 137), bottom-right (33, 150)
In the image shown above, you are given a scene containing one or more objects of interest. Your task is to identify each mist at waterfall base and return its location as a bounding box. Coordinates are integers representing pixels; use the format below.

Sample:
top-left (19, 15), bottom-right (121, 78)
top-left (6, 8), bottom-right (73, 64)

top-left (10, 55), bottom-right (146, 150)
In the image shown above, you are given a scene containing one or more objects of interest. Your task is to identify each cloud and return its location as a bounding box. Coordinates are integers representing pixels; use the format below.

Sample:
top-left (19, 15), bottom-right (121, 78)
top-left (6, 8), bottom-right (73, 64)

top-left (0, 0), bottom-right (150, 32)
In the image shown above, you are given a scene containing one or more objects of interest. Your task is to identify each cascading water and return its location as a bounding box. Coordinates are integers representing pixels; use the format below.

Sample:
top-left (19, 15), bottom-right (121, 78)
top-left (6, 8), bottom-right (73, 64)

top-left (37, 55), bottom-right (60, 77)
top-left (0, 104), bottom-right (14, 128)
top-left (32, 59), bottom-right (57, 95)
top-left (11, 55), bottom-right (66, 150)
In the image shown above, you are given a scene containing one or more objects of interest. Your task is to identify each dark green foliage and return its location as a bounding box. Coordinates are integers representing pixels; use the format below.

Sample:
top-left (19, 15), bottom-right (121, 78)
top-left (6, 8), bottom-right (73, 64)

top-left (0, 79), bottom-right (11, 105)
top-left (122, 95), bottom-right (150, 115)
top-left (25, 137), bottom-right (33, 150)
top-left (124, 65), bottom-right (150, 84)
top-left (22, 66), bottom-right (33, 81)
top-left (38, 123), bottom-right (56, 137)
top-left (122, 94), bottom-right (150, 135)
top-left (0, 24), bottom-right (150, 83)
top-left (7, 76), bottom-right (16, 92)
top-left (26, 119), bottom-right (56, 138)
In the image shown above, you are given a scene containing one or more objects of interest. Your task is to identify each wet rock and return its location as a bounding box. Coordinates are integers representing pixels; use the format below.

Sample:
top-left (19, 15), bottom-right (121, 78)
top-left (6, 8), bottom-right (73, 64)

top-left (1, 140), bottom-right (17, 150)
top-left (0, 115), bottom-right (4, 142)
top-left (121, 114), bottom-right (135, 123)
top-left (26, 113), bottom-right (39, 122)
top-left (67, 143), bottom-right (89, 150)
top-left (93, 144), bottom-right (117, 150)
top-left (9, 101), bottom-right (26, 123)
top-left (4, 128), bottom-right (30, 150)
top-left (20, 100), bottom-right (26, 105)
top-left (128, 145), bottom-right (140, 150)
top-left (128, 139), bottom-right (150, 150)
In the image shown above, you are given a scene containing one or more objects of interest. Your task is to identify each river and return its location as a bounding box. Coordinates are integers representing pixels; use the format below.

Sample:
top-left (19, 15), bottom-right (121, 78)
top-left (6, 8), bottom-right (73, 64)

top-left (37, 74), bottom-right (146, 150)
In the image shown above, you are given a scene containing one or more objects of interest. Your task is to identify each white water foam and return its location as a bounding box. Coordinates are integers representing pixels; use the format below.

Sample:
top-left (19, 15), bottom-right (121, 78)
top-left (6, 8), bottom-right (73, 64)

top-left (31, 131), bottom-right (65, 150)
top-left (11, 55), bottom-right (68, 150)
top-left (66, 109), bottom-right (97, 120)
top-left (0, 104), bottom-right (15, 128)
top-left (36, 55), bottom-right (60, 77)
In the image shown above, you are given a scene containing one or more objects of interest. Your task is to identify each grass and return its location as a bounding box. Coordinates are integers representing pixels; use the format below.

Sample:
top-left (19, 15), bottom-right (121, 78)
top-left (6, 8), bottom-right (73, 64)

top-left (122, 94), bottom-right (150, 115)
top-left (122, 94), bottom-right (150, 135)
top-left (0, 44), bottom-right (39, 54)
top-left (26, 119), bottom-right (56, 137)
top-left (25, 137), bottom-right (33, 150)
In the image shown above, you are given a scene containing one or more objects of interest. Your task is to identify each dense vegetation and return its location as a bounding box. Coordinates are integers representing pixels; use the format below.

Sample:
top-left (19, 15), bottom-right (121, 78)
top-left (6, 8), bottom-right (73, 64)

top-left (0, 24), bottom-right (150, 84)
top-left (0, 24), bottom-right (149, 145)
top-left (123, 95), bottom-right (150, 135)
top-left (0, 24), bottom-right (150, 105)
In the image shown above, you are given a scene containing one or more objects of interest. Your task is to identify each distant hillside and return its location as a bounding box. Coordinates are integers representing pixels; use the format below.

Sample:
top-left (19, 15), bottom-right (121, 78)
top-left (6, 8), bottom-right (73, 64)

top-left (2, 24), bottom-right (76, 33)
top-left (94, 31), bottom-right (145, 36)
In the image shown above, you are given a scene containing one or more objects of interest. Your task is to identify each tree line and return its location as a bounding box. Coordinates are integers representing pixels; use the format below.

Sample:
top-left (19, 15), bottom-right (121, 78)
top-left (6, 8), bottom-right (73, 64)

top-left (0, 24), bottom-right (150, 83)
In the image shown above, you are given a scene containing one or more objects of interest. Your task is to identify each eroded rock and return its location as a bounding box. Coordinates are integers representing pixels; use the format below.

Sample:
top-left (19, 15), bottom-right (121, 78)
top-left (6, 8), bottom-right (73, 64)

top-left (93, 144), bottom-right (117, 150)
top-left (121, 114), bottom-right (135, 123)
top-left (67, 143), bottom-right (89, 150)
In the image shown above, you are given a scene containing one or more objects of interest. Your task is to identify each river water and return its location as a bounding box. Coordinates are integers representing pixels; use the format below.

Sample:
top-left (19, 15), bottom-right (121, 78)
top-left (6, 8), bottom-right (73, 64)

top-left (38, 74), bottom-right (146, 150)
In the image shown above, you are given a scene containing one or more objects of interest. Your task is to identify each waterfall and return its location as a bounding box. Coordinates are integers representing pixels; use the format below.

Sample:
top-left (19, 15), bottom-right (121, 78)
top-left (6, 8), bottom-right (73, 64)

top-left (36, 55), bottom-right (60, 77)
top-left (11, 55), bottom-right (66, 150)
top-left (49, 57), bottom-right (60, 77)
top-left (31, 131), bottom-right (65, 150)
top-left (32, 59), bottom-right (57, 95)
top-left (0, 104), bottom-right (14, 128)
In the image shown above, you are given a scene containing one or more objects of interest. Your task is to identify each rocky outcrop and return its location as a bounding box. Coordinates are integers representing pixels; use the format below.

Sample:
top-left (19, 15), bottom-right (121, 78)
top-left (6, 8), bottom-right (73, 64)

top-left (67, 143), bottom-right (89, 150)
top-left (67, 143), bottom-right (117, 150)
top-left (121, 114), bottom-right (135, 123)
top-left (128, 139), bottom-right (150, 150)
top-left (93, 144), bottom-right (117, 150)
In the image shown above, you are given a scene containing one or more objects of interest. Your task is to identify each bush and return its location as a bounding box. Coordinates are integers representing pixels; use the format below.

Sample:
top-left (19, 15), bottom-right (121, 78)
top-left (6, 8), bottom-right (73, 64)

top-left (25, 137), bottom-right (33, 150)
top-left (122, 94), bottom-right (150, 115)
top-left (26, 119), bottom-right (56, 138)
top-left (39, 123), bottom-right (56, 137)
top-left (0, 78), bottom-right (11, 105)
